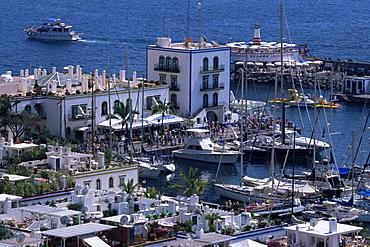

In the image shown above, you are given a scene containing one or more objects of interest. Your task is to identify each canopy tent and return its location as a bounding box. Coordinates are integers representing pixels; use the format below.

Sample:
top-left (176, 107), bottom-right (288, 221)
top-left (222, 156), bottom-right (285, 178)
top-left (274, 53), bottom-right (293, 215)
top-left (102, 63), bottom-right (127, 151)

top-left (81, 234), bottom-right (110, 247)
top-left (42, 222), bottom-right (116, 239)
top-left (36, 72), bottom-right (82, 87)
top-left (98, 118), bottom-right (150, 131)
top-left (145, 114), bottom-right (184, 126)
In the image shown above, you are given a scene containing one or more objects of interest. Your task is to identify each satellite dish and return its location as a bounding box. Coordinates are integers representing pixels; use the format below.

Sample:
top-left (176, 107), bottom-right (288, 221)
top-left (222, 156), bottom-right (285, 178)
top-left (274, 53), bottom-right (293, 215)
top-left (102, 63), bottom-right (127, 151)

top-left (120, 215), bottom-right (129, 225)
top-left (81, 206), bottom-right (88, 214)
top-left (60, 216), bottom-right (71, 225)
top-left (191, 225), bottom-right (197, 233)
top-left (16, 234), bottom-right (25, 243)
top-left (81, 188), bottom-right (89, 195)
top-left (310, 218), bottom-right (318, 228)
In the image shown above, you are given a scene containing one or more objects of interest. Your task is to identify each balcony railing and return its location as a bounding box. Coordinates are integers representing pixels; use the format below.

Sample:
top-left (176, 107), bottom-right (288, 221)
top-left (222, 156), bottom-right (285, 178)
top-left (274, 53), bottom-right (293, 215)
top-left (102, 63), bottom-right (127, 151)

top-left (170, 85), bottom-right (180, 91)
top-left (200, 64), bottom-right (225, 73)
top-left (69, 114), bottom-right (90, 121)
top-left (154, 64), bottom-right (180, 73)
top-left (200, 82), bottom-right (225, 91)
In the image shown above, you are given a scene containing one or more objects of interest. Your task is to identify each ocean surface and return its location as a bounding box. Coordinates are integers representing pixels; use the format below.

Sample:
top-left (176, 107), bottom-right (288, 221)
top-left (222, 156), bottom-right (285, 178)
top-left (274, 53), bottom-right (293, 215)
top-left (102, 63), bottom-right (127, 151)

top-left (2, 0), bottom-right (370, 202)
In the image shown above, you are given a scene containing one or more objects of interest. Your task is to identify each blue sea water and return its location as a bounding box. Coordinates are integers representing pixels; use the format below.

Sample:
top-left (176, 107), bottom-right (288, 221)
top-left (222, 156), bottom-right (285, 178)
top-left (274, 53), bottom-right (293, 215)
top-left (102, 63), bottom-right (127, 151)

top-left (2, 0), bottom-right (370, 202)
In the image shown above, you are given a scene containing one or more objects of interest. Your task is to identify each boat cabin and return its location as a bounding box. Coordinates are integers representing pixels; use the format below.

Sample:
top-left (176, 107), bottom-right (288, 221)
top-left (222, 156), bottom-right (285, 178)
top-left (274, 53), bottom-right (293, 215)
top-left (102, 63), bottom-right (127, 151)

top-left (343, 76), bottom-right (370, 95)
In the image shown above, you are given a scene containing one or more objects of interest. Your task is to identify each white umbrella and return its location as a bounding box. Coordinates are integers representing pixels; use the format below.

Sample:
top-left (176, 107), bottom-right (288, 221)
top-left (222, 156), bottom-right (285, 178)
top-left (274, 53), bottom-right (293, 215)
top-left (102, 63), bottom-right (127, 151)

top-left (246, 61), bottom-right (255, 66)
top-left (266, 63), bottom-right (275, 67)
top-left (255, 62), bottom-right (264, 67)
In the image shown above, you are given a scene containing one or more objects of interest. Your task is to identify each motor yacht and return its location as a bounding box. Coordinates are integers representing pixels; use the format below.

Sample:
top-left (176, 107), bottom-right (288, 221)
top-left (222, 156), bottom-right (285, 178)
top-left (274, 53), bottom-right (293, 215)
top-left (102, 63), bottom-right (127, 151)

top-left (24, 18), bottom-right (82, 41)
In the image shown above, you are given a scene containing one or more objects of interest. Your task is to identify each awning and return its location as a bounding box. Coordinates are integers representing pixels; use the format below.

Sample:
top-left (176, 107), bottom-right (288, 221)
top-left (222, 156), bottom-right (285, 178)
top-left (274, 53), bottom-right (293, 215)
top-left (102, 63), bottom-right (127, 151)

top-left (98, 118), bottom-right (150, 131)
top-left (81, 234), bottom-right (110, 247)
top-left (145, 114), bottom-right (184, 125)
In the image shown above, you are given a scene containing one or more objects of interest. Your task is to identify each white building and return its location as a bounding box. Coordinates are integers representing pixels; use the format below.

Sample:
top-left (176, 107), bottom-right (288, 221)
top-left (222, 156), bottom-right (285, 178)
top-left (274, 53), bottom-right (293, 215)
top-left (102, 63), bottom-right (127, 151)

top-left (2, 67), bottom-right (169, 140)
top-left (284, 218), bottom-right (363, 247)
top-left (147, 37), bottom-right (232, 125)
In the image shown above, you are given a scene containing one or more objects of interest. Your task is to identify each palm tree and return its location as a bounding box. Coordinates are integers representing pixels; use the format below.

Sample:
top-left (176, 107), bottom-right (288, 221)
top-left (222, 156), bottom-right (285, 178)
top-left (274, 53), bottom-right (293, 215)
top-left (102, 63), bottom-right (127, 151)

top-left (120, 178), bottom-right (140, 195)
top-left (141, 187), bottom-right (159, 199)
top-left (151, 99), bottom-right (173, 134)
top-left (112, 101), bottom-right (139, 137)
top-left (0, 95), bottom-right (11, 137)
top-left (169, 167), bottom-right (208, 197)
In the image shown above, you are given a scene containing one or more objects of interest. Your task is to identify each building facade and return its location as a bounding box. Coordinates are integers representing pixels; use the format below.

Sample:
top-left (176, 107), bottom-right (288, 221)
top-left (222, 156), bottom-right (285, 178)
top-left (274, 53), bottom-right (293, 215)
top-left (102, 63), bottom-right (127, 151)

top-left (147, 37), bottom-right (231, 124)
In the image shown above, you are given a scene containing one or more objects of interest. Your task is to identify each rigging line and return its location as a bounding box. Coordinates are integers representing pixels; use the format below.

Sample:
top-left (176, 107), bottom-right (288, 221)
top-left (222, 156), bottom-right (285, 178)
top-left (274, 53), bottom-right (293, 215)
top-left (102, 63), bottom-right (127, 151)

top-left (354, 110), bottom-right (370, 163)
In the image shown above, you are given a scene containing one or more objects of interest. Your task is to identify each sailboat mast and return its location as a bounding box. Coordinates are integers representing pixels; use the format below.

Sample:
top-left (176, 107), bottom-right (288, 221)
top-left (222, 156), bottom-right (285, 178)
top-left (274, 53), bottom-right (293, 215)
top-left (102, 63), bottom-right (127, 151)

top-left (240, 69), bottom-right (244, 186)
top-left (280, 3), bottom-right (285, 144)
top-left (126, 45), bottom-right (135, 154)
top-left (107, 55), bottom-right (113, 156)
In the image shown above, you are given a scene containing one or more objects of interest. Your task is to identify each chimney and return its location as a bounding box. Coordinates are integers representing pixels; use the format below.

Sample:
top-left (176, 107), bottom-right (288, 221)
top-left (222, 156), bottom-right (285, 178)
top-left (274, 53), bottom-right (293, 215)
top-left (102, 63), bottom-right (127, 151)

top-left (68, 65), bottom-right (74, 76)
top-left (52, 67), bottom-right (57, 73)
top-left (329, 217), bottom-right (337, 233)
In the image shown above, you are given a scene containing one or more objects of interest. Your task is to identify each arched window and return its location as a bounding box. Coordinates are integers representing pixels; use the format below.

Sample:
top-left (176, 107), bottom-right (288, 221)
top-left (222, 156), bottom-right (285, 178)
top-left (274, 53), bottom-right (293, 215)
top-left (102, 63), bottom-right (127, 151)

top-left (25, 105), bottom-right (31, 114)
top-left (109, 177), bottom-right (114, 188)
top-left (213, 56), bottom-right (219, 70)
top-left (113, 100), bottom-right (120, 114)
top-left (202, 76), bottom-right (209, 90)
top-left (203, 57), bottom-right (209, 71)
top-left (34, 104), bottom-right (43, 115)
top-left (170, 93), bottom-right (177, 109)
top-left (96, 178), bottom-right (101, 190)
top-left (159, 56), bottom-right (165, 69)
top-left (172, 57), bottom-right (179, 71)
top-left (166, 56), bottom-right (172, 70)
top-left (203, 94), bottom-right (209, 108)
top-left (101, 101), bottom-right (108, 116)
top-left (213, 93), bottom-right (218, 107)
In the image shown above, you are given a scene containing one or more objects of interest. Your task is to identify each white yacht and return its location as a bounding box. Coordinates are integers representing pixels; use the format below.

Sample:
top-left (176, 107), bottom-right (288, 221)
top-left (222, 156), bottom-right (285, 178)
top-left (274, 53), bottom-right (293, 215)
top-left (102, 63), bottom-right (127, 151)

top-left (24, 18), bottom-right (82, 41)
top-left (172, 129), bottom-right (240, 164)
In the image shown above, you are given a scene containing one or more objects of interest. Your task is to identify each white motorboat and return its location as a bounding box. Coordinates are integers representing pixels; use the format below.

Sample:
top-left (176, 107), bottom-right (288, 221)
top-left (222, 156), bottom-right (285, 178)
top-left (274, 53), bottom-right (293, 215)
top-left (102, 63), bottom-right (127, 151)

top-left (24, 18), bottom-right (82, 41)
top-left (172, 129), bottom-right (240, 164)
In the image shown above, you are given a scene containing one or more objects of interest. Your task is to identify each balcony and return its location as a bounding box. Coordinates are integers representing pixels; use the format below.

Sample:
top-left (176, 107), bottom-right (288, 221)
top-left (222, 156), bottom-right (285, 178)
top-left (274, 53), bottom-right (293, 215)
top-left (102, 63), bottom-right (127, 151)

top-left (154, 64), bottom-right (180, 73)
top-left (200, 64), bottom-right (225, 74)
top-left (200, 82), bottom-right (225, 91)
top-left (170, 85), bottom-right (180, 91)
top-left (69, 114), bottom-right (91, 121)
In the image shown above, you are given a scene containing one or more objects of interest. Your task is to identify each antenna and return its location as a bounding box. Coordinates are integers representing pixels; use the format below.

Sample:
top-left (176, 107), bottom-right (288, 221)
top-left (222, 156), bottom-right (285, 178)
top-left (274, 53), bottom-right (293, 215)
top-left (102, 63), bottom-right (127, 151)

top-left (60, 216), bottom-right (71, 225)
top-left (120, 215), bottom-right (129, 225)
top-left (81, 188), bottom-right (89, 195)
top-left (162, 9), bottom-right (165, 37)
top-left (81, 206), bottom-right (88, 214)
top-left (198, 1), bottom-right (202, 45)
top-left (310, 218), bottom-right (318, 228)
top-left (186, 0), bottom-right (190, 39)
top-left (16, 234), bottom-right (25, 243)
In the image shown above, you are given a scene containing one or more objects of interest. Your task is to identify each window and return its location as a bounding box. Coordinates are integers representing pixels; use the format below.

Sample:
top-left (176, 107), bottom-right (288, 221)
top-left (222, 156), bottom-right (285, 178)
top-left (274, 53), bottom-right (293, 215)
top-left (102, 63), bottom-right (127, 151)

top-left (203, 57), bottom-right (209, 71)
top-left (170, 76), bottom-right (178, 89)
top-left (203, 94), bottom-right (209, 108)
top-left (113, 100), bottom-right (120, 114)
top-left (213, 56), bottom-right (219, 70)
top-left (119, 175), bottom-right (126, 186)
top-left (213, 75), bottom-right (219, 88)
top-left (159, 74), bottom-right (166, 83)
top-left (213, 93), bottom-right (218, 107)
top-left (146, 95), bottom-right (160, 110)
top-left (173, 57), bottom-right (179, 71)
top-left (170, 93), bottom-right (177, 108)
top-left (71, 104), bottom-right (87, 118)
top-left (159, 56), bottom-right (165, 69)
top-left (84, 180), bottom-right (91, 188)
top-left (202, 76), bottom-right (209, 89)
top-left (101, 101), bottom-right (108, 116)
top-left (34, 104), bottom-right (43, 115)
top-left (166, 56), bottom-right (172, 70)
top-left (109, 177), bottom-right (114, 188)
top-left (96, 178), bottom-right (101, 190)
top-left (25, 105), bottom-right (31, 114)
